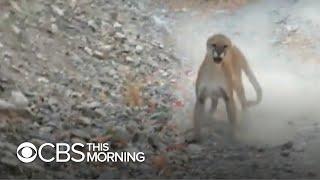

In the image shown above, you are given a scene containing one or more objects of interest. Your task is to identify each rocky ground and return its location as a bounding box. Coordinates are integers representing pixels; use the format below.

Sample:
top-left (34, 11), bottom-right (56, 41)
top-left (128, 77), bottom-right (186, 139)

top-left (0, 0), bottom-right (320, 179)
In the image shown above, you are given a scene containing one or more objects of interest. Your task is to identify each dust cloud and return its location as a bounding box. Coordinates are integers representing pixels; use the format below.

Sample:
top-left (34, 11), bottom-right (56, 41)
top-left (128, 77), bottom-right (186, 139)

top-left (169, 0), bottom-right (320, 146)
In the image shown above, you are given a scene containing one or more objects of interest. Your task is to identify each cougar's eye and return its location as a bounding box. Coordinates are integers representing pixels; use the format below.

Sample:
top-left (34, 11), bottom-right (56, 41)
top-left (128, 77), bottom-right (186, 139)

top-left (223, 45), bottom-right (228, 49)
top-left (212, 44), bottom-right (216, 48)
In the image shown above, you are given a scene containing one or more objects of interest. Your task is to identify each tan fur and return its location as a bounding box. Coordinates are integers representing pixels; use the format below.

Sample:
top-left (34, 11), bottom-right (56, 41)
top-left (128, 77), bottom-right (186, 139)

top-left (193, 34), bottom-right (262, 141)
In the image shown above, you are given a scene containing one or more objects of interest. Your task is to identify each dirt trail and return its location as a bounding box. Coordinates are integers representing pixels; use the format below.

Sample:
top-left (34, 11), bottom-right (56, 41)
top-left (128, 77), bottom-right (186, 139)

top-left (158, 0), bottom-right (320, 178)
top-left (168, 0), bottom-right (320, 144)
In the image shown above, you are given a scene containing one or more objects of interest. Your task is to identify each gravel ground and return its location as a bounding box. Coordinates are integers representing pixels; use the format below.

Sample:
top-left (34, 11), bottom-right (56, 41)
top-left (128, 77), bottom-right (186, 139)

top-left (0, 0), bottom-right (319, 179)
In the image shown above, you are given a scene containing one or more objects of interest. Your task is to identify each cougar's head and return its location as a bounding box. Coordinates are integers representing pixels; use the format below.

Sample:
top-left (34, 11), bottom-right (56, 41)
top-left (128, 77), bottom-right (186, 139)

top-left (207, 34), bottom-right (232, 64)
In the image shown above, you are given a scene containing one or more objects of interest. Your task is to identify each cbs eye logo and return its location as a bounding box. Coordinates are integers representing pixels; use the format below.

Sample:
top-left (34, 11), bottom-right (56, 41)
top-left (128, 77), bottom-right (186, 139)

top-left (16, 142), bottom-right (37, 163)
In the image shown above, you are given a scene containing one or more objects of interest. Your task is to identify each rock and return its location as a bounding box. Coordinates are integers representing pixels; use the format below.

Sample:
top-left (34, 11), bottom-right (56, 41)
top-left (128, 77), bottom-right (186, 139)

top-left (115, 32), bottom-right (126, 40)
top-left (257, 147), bottom-right (265, 153)
top-left (66, 90), bottom-right (82, 98)
top-left (135, 45), bottom-right (144, 54)
top-left (150, 111), bottom-right (169, 120)
top-left (188, 144), bottom-right (203, 154)
top-left (69, 0), bottom-right (77, 9)
top-left (280, 150), bottom-right (290, 157)
top-left (125, 56), bottom-right (134, 62)
top-left (78, 116), bottom-right (92, 126)
top-left (159, 69), bottom-right (169, 77)
top-left (281, 141), bottom-right (293, 150)
top-left (158, 53), bottom-right (168, 62)
top-left (37, 77), bottom-right (49, 83)
top-left (9, 1), bottom-right (22, 13)
top-left (100, 44), bottom-right (112, 52)
top-left (11, 25), bottom-right (21, 35)
top-left (48, 97), bottom-right (59, 106)
top-left (113, 22), bottom-right (122, 31)
top-left (79, 101), bottom-right (101, 109)
top-left (39, 126), bottom-right (53, 135)
top-left (126, 120), bottom-right (139, 133)
top-left (50, 16), bottom-right (56, 23)
top-left (93, 50), bottom-right (105, 59)
top-left (94, 108), bottom-right (107, 117)
top-left (88, 19), bottom-right (98, 32)
top-left (79, 108), bottom-right (103, 119)
top-left (36, 53), bottom-right (46, 61)
top-left (51, 23), bottom-right (59, 34)
top-left (122, 44), bottom-right (131, 52)
top-left (51, 5), bottom-right (64, 16)
top-left (4, 51), bottom-right (12, 59)
top-left (152, 41), bottom-right (164, 49)
top-left (294, 141), bottom-right (306, 152)
top-left (10, 91), bottom-right (29, 108)
top-left (84, 46), bottom-right (93, 56)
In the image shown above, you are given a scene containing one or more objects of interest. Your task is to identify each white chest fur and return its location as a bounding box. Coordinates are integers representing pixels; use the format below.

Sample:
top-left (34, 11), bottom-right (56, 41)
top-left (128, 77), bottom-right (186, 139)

top-left (197, 62), bottom-right (227, 97)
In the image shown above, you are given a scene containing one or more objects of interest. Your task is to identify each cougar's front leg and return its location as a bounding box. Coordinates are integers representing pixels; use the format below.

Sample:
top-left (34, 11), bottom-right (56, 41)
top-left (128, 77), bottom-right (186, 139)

top-left (193, 87), bottom-right (208, 141)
